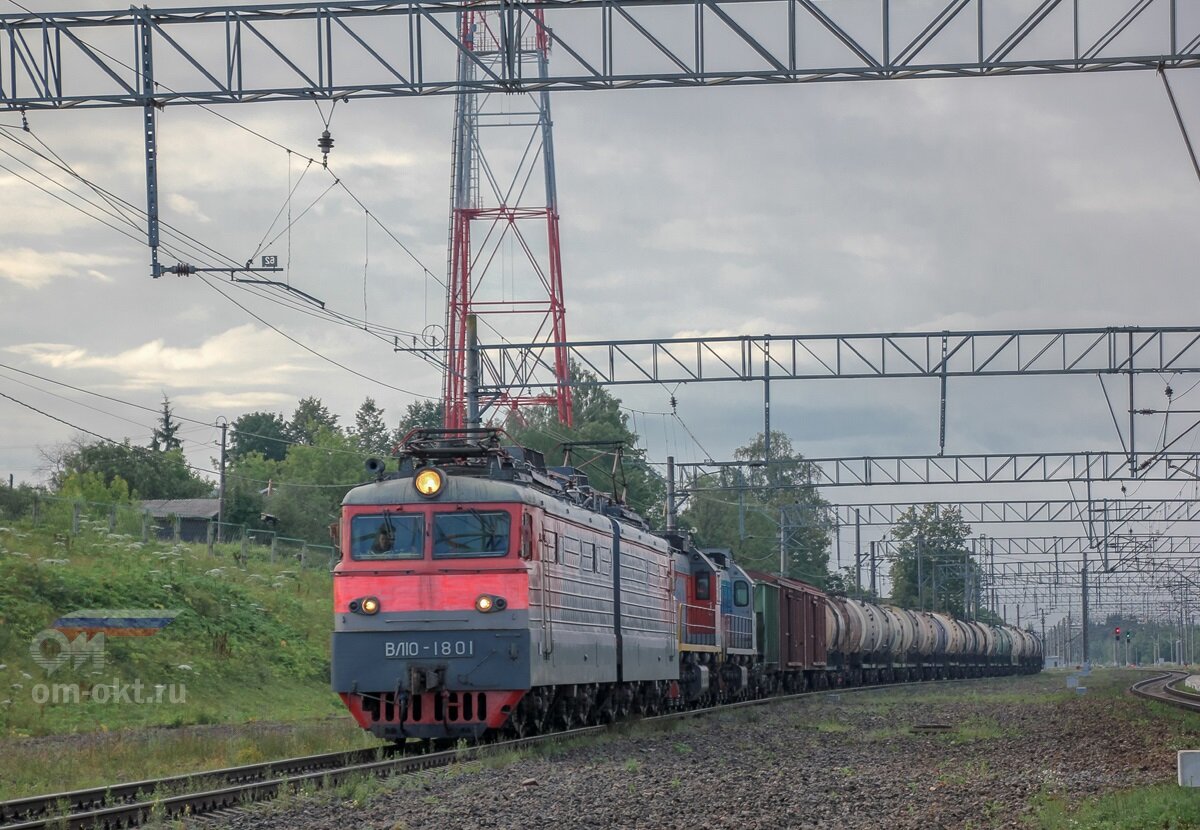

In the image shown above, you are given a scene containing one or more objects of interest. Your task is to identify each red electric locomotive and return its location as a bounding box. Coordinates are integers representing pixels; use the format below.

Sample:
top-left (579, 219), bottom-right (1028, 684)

top-left (332, 429), bottom-right (1043, 742)
top-left (331, 429), bottom-right (678, 740)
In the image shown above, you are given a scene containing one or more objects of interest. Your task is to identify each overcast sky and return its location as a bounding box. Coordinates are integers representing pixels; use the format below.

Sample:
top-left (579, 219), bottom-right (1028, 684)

top-left (3, 0), bottom-right (1200, 622)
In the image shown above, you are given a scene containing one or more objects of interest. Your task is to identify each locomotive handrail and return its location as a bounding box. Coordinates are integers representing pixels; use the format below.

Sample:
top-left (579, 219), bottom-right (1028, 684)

top-left (722, 612), bottom-right (754, 651)
top-left (679, 602), bottom-right (720, 648)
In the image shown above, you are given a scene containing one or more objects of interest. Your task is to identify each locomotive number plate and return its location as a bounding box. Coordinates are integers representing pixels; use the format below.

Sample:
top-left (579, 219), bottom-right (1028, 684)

top-left (385, 639), bottom-right (475, 659)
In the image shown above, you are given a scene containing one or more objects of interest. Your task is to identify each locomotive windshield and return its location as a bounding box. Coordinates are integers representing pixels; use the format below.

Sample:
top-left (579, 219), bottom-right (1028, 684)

top-left (350, 513), bottom-right (424, 560)
top-left (432, 510), bottom-right (511, 558)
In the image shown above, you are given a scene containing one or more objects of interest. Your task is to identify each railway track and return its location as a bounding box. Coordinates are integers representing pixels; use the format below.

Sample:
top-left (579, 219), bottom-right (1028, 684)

top-left (1129, 670), bottom-right (1200, 712)
top-left (0, 674), bottom-right (1007, 830)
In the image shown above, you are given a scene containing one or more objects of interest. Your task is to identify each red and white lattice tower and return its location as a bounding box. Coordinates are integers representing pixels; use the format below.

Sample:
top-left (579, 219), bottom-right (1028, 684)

top-left (443, 7), bottom-right (572, 429)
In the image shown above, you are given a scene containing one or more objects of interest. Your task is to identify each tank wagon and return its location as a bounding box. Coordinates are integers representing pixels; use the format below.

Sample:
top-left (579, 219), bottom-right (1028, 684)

top-left (331, 430), bottom-right (1042, 741)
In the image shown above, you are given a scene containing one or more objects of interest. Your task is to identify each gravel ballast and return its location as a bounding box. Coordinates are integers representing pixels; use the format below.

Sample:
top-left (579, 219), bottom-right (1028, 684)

top-left (194, 671), bottom-right (1194, 830)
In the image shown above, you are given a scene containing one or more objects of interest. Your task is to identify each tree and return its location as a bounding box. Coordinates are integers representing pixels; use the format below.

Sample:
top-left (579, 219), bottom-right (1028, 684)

top-left (288, 397), bottom-right (340, 445)
top-left (889, 504), bottom-right (980, 615)
top-left (46, 437), bottom-right (211, 500)
top-left (150, 395), bottom-right (182, 452)
top-left (221, 451), bottom-right (283, 530)
top-left (267, 427), bottom-right (366, 543)
top-left (59, 470), bottom-right (133, 504)
top-left (230, 411), bottom-right (290, 462)
top-left (391, 400), bottom-right (444, 446)
top-left (681, 431), bottom-right (831, 584)
top-left (351, 397), bottom-right (390, 456)
top-left (504, 364), bottom-right (664, 521)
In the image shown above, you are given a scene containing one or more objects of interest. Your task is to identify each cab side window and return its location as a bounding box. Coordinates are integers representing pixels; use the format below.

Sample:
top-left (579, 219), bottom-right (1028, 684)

top-left (734, 581), bottom-right (750, 607)
top-left (696, 571), bottom-right (711, 601)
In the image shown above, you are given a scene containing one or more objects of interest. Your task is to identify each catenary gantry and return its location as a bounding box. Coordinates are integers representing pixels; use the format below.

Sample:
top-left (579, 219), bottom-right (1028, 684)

top-left (1, 0), bottom-right (1197, 108)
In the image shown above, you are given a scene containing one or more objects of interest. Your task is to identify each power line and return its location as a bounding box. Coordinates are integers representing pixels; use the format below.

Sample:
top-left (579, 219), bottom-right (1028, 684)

top-left (0, 387), bottom-right (366, 490)
top-left (0, 360), bottom-right (208, 425)
top-left (199, 275), bottom-right (439, 400)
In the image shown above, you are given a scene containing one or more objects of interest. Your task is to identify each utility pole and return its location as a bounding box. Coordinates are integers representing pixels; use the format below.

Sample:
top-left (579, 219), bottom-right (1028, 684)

top-left (869, 541), bottom-right (877, 598)
top-left (217, 418), bottom-right (228, 544)
top-left (762, 336), bottom-right (771, 462)
top-left (466, 314), bottom-right (481, 429)
top-left (932, 549), bottom-right (939, 612)
top-left (665, 456), bottom-right (676, 532)
top-left (917, 535), bottom-right (924, 610)
top-left (963, 544), bottom-right (970, 619)
top-left (1040, 610), bottom-right (1046, 662)
top-left (1081, 547), bottom-right (1090, 666)
top-left (778, 505), bottom-right (786, 577)
top-left (854, 509), bottom-right (862, 597)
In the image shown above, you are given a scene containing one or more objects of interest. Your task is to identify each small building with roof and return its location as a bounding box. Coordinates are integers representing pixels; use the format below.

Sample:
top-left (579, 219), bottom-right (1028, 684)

top-left (140, 498), bottom-right (219, 542)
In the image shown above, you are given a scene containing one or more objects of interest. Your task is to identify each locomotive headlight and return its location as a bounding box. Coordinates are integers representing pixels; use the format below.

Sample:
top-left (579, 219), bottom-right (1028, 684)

top-left (475, 594), bottom-right (507, 613)
top-left (359, 596), bottom-right (381, 615)
top-left (414, 468), bottom-right (443, 497)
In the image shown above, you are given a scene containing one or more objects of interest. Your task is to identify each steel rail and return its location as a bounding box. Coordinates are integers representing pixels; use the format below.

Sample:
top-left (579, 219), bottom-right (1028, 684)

top-left (0, 746), bottom-right (390, 826)
top-left (1129, 670), bottom-right (1200, 713)
top-left (0, 673), bottom-right (1018, 829)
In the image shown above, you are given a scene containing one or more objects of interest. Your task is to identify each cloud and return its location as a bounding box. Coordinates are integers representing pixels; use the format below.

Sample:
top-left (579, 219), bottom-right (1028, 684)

top-left (166, 193), bottom-right (211, 224)
top-left (175, 391), bottom-right (295, 410)
top-left (0, 248), bottom-right (123, 289)
top-left (6, 325), bottom-right (317, 391)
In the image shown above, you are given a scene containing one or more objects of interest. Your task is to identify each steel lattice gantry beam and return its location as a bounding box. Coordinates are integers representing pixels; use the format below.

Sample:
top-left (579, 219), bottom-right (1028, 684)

top-left (477, 326), bottom-right (1200, 392)
top-left (2, 0), bottom-right (1198, 109)
top-left (831, 498), bottom-right (1200, 526)
top-left (985, 556), bottom-right (1200, 579)
top-left (876, 535), bottom-right (1200, 557)
top-left (678, 450), bottom-right (1200, 487)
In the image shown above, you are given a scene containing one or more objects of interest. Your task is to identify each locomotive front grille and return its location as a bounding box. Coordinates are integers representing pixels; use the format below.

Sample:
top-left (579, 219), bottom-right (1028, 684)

top-left (367, 690), bottom-right (489, 725)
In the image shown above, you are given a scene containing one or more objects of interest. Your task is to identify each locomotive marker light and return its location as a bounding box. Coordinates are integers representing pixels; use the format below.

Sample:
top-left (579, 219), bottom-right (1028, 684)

top-left (350, 596), bottom-right (381, 615)
top-left (414, 468), bottom-right (444, 498)
top-left (475, 595), bottom-right (507, 613)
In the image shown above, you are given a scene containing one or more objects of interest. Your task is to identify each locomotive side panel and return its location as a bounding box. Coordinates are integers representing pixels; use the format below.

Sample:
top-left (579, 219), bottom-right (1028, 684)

top-left (529, 506), bottom-right (619, 687)
top-left (613, 521), bottom-right (677, 682)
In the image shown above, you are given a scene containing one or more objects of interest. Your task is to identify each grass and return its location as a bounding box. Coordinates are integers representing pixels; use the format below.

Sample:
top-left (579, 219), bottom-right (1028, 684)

top-left (939, 716), bottom-right (1008, 743)
top-left (812, 719), bottom-right (851, 733)
top-left (0, 714), bottom-right (382, 799)
top-left (1033, 784), bottom-right (1200, 829)
top-left (0, 518), bottom-right (336, 735)
top-left (0, 517), bottom-right (365, 798)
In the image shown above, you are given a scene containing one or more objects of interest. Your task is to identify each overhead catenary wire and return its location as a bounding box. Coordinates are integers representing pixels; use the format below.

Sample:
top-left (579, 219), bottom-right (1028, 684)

top-left (0, 359), bottom-right (407, 462)
top-left (199, 275), bottom-right (439, 400)
top-left (0, 122), bottom-right (448, 380)
top-left (0, 8), bottom-right (696, 467)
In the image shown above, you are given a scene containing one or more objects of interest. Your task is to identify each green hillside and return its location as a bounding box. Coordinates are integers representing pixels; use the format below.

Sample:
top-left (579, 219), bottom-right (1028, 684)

top-left (0, 516), bottom-right (340, 737)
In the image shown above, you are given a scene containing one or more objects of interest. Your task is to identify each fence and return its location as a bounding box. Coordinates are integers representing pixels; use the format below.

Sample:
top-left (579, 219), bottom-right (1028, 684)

top-left (0, 492), bottom-right (339, 570)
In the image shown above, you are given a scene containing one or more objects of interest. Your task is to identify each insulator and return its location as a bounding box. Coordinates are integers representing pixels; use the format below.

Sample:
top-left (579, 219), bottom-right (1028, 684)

top-left (167, 263), bottom-right (196, 276)
top-left (317, 129), bottom-right (334, 166)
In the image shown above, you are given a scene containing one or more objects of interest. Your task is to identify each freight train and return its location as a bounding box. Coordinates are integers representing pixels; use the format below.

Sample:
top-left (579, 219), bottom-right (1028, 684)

top-left (331, 429), bottom-right (1042, 741)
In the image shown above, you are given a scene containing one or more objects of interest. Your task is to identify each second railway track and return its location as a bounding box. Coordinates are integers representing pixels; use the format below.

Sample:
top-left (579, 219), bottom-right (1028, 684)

top-left (1130, 669), bottom-right (1200, 712)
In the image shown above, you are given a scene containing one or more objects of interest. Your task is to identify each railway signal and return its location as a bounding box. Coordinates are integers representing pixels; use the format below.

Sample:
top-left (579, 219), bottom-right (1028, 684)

top-left (1115, 627), bottom-right (1121, 641)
